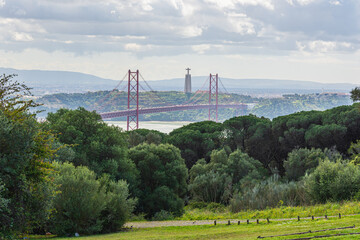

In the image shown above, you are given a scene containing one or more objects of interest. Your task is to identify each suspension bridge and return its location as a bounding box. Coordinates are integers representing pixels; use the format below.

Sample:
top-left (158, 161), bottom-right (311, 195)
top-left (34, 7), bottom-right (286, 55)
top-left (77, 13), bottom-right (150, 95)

top-left (96, 70), bottom-right (248, 131)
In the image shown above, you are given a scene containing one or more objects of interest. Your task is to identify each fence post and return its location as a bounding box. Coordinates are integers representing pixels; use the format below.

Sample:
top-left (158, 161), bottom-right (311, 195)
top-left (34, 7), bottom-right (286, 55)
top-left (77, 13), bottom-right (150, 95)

top-left (214, 220), bottom-right (216, 226)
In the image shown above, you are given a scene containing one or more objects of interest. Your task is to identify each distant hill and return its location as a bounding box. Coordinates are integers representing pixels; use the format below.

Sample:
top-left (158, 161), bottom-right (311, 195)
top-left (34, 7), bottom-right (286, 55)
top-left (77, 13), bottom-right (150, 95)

top-left (0, 68), bottom-right (118, 95)
top-left (0, 67), bottom-right (356, 96)
top-left (149, 77), bottom-right (357, 95)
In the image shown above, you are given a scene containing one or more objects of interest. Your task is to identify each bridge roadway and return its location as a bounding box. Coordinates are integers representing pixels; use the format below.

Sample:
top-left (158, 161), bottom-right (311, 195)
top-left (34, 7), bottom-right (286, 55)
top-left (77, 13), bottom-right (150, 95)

top-left (100, 104), bottom-right (247, 119)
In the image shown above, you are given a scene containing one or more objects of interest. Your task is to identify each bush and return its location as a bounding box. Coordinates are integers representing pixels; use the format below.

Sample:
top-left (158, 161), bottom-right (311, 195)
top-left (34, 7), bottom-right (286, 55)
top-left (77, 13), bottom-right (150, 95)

top-left (99, 175), bottom-right (137, 233)
top-left (230, 175), bottom-right (310, 212)
top-left (305, 160), bottom-right (360, 203)
top-left (284, 148), bottom-right (340, 181)
top-left (189, 149), bottom-right (266, 204)
top-left (151, 210), bottom-right (174, 221)
top-left (49, 162), bottom-right (135, 235)
top-left (128, 143), bottom-right (188, 218)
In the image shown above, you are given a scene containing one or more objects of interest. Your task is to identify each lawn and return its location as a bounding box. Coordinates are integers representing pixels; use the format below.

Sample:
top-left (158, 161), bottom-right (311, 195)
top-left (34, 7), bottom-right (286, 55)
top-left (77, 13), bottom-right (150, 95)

top-left (32, 215), bottom-right (360, 240)
top-left (178, 201), bottom-right (360, 221)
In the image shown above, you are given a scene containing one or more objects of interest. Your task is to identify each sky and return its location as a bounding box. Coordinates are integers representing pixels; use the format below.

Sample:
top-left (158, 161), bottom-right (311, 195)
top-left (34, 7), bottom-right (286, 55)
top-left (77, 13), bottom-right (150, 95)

top-left (0, 0), bottom-right (359, 84)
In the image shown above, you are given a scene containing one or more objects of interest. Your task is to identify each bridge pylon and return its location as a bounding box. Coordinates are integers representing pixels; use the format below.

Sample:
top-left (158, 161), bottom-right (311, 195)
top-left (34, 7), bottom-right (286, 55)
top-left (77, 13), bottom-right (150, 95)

top-left (208, 73), bottom-right (218, 122)
top-left (127, 69), bottom-right (139, 131)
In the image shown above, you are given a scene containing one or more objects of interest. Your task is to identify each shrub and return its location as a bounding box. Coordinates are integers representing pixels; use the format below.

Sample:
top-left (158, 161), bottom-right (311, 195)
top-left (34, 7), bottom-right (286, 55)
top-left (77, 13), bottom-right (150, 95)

top-left (230, 175), bottom-right (310, 212)
top-left (99, 175), bottom-right (136, 233)
top-left (151, 210), bottom-right (174, 221)
top-left (49, 162), bottom-right (135, 235)
top-left (305, 160), bottom-right (360, 203)
top-left (284, 148), bottom-right (340, 181)
top-left (189, 149), bottom-right (266, 204)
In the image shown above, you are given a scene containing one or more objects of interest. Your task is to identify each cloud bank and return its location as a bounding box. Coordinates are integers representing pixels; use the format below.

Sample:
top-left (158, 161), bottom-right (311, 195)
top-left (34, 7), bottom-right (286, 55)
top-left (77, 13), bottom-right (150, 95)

top-left (0, 0), bottom-right (358, 56)
top-left (0, 0), bottom-right (360, 83)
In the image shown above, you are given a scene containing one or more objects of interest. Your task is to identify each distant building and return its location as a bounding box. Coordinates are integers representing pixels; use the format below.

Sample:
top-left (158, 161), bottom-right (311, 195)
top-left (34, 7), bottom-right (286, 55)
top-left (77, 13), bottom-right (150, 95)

top-left (184, 68), bottom-right (191, 93)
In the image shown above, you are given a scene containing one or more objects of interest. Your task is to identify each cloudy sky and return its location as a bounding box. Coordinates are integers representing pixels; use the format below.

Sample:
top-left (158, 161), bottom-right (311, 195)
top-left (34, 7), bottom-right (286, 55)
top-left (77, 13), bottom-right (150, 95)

top-left (0, 0), bottom-right (359, 83)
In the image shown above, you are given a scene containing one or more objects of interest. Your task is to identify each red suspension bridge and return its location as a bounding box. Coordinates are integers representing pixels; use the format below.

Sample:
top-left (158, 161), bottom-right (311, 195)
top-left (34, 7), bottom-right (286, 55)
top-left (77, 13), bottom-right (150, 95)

top-left (96, 70), bottom-right (248, 131)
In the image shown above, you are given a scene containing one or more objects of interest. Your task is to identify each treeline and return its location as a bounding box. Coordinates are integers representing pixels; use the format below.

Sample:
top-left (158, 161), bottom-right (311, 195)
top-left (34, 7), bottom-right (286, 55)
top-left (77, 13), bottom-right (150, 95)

top-left (35, 90), bottom-right (351, 121)
top-left (1, 74), bottom-right (360, 238)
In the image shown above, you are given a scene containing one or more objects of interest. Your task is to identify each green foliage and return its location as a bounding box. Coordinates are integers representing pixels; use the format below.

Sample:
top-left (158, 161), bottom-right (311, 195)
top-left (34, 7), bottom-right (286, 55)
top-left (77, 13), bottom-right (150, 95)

top-left (305, 124), bottom-right (347, 150)
top-left (44, 107), bottom-right (139, 194)
top-left (128, 143), bottom-right (188, 218)
top-left (230, 175), bottom-right (310, 212)
top-left (223, 115), bottom-right (276, 170)
top-left (0, 179), bottom-right (12, 239)
top-left (284, 148), bottom-right (341, 181)
top-left (0, 74), bottom-right (39, 119)
top-left (127, 129), bottom-right (165, 148)
top-left (50, 162), bottom-right (135, 235)
top-left (351, 87), bottom-right (360, 102)
top-left (348, 140), bottom-right (360, 164)
top-left (0, 74), bottom-right (56, 237)
top-left (168, 121), bottom-right (224, 169)
top-left (305, 160), bottom-right (360, 203)
top-left (151, 210), bottom-right (175, 221)
top-left (98, 175), bottom-right (137, 233)
top-left (189, 149), bottom-right (266, 203)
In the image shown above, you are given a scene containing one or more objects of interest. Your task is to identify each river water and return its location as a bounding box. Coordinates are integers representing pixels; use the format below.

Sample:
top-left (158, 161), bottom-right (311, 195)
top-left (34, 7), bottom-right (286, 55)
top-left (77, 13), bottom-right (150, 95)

top-left (104, 121), bottom-right (193, 134)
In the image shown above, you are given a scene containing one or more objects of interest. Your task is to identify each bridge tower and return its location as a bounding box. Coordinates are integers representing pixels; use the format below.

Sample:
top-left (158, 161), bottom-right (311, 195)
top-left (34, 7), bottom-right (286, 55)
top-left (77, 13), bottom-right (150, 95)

top-left (127, 69), bottom-right (139, 131)
top-left (208, 73), bottom-right (218, 122)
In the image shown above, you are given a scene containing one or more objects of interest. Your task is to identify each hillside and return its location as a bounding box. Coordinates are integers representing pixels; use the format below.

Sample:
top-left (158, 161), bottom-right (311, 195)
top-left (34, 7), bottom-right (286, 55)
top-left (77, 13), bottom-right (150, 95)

top-left (35, 90), bottom-right (352, 121)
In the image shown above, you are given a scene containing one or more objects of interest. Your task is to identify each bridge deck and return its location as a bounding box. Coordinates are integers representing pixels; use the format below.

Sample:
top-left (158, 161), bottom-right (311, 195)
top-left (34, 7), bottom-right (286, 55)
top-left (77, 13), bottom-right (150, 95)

top-left (100, 104), bottom-right (247, 119)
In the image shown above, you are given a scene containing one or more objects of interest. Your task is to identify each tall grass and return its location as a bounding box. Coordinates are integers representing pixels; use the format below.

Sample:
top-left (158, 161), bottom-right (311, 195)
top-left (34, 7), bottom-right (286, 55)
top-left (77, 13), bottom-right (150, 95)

top-left (230, 175), bottom-right (310, 212)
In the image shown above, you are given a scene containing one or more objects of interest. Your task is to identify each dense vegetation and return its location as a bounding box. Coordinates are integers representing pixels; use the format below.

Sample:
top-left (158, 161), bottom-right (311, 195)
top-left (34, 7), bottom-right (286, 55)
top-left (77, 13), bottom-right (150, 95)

top-left (1, 73), bottom-right (360, 239)
top-left (35, 90), bottom-right (352, 120)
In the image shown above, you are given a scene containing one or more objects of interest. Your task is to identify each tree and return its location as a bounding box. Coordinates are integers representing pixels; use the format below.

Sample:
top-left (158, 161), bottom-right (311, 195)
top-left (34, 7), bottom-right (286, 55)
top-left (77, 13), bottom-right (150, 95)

top-left (305, 124), bottom-right (347, 151)
top-left (0, 74), bottom-right (56, 237)
top-left (167, 121), bottom-right (223, 169)
top-left (128, 143), bottom-right (188, 218)
top-left (351, 87), bottom-right (360, 102)
top-left (223, 115), bottom-right (276, 170)
top-left (44, 107), bottom-right (139, 194)
top-left (127, 129), bottom-right (165, 148)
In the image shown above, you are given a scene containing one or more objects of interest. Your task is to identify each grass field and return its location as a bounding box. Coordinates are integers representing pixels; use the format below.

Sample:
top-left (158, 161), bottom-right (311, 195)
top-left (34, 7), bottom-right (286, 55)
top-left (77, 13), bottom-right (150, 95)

top-left (38, 215), bottom-right (360, 240)
top-left (177, 201), bottom-right (360, 220)
top-left (26, 201), bottom-right (360, 240)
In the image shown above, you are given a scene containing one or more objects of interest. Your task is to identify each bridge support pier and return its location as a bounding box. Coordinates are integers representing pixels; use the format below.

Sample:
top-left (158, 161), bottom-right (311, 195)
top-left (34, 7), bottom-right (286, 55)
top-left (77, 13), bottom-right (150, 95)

top-left (209, 73), bottom-right (218, 122)
top-left (127, 70), bottom-right (139, 131)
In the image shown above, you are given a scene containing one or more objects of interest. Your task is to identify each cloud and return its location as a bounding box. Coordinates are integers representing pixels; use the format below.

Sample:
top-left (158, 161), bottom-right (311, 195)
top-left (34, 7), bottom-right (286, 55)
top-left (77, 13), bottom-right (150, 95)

top-left (287, 0), bottom-right (319, 6)
top-left (0, 0), bottom-right (359, 57)
top-left (204, 0), bottom-right (274, 10)
top-left (296, 40), bottom-right (353, 53)
top-left (12, 32), bottom-right (33, 41)
top-left (124, 43), bottom-right (153, 52)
